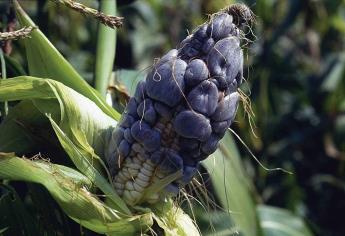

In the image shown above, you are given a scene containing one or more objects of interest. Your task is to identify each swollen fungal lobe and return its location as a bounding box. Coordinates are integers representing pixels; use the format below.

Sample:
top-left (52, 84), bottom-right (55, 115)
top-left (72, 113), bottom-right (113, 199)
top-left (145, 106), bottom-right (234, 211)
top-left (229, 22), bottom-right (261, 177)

top-left (184, 59), bottom-right (208, 87)
top-left (105, 9), bottom-right (244, 205)
top-left (187, 80), bottom-right (219, 116)
top-left (146, 59), bottom-right (187, 107)
top-left (174, 110), bottom-right (212, 142)
top-left (207, 13), bottom-right (234, 40)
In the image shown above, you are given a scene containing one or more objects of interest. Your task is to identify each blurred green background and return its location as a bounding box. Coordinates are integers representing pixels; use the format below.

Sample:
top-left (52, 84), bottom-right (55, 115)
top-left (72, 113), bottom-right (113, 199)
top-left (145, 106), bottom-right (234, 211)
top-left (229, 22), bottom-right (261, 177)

top-left (1, 0), bottom-right (345, 235)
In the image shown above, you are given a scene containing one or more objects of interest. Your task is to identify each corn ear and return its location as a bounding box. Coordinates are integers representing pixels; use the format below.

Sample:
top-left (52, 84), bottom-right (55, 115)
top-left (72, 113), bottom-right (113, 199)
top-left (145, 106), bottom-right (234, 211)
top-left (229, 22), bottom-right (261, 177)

top-left (0, 76), bottom-right (199, 235)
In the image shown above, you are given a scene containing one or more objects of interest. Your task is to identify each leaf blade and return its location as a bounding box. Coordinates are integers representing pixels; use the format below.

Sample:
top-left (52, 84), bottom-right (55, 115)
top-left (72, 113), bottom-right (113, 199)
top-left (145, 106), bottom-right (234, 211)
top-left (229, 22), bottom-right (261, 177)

top-left (257, 205), bottom-right (313, 236)
top-left (48, 117), bottom-right (131, 215)
top-left (13, 0), bottom-right (120, 121)
top-left (203, 133), bottom-right (261, 236)
top-left (0, 153), bottom-right (153, 234)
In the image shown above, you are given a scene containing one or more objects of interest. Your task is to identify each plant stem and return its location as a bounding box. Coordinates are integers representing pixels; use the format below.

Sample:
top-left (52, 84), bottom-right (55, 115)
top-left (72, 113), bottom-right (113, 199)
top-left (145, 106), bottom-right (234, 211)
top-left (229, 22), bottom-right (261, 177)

top-left (94, 0), bottom-right (117, 97)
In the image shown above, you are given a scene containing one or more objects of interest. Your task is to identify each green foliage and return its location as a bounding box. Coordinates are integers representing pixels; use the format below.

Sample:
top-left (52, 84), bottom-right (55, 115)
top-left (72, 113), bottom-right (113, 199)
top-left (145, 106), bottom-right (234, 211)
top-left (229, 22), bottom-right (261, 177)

top-left (151, 200), bottom-right (200, 236)
top-left (0, 2), bottom-right (200, 232)
top-left (257, 205), bottom-right (313, 236)
top-left (238, 1), bottom-right (345, 235)
top-left (0, 153), bottom-right (152, 234)
top-left (14, 0), bottom-right (120, 121)
top-left (203, 133), bottom-right (261, 236)
top-left (2, 0), bottom-right (341, 235)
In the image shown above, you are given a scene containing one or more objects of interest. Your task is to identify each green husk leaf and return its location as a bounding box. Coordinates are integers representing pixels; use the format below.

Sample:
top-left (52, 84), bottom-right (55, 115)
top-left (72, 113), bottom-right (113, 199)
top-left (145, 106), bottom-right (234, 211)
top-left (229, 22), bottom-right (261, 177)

top-left (0, 153), bottom-right (153, 234)
top-left (0, 70), bottom-right (201, 236)
top-left (48, 116), bottom-right (130, 214)
top-left (257, 205), bottom-right (313, 236)
top-left (0, 76), bottom-right (56, 101)
top-left (0, 76), bottom-right (130, 214)
top-left (0, 76), bottom-right (113, 157)
top-left (0, 76), bottom-right (112, 154)
top-left (203, 133), bottom-right (261, 236)
top-left (0, 100), bottom-right (53, 154)
top-left (152, 200), bottom-right (200, 236)
top-left (13, 0), bottom-right (120, 121)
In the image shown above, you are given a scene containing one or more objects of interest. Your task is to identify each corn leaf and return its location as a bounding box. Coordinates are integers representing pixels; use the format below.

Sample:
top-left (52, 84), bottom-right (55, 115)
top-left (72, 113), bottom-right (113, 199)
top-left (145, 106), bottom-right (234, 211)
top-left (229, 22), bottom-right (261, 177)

top-left (257, 205), bottom-right (313, 236)
top-left (194, 210), bottom-right (238, 236)
top-left (0, 76), bottom-right (211, 235)
top-left (0, 76), bottom-right (131, 213)
top-left (113, 69), bottom-right (146, 96)
top-left (0, 153), bottom-right (153, 234)
top-left (13, 0), bottom-right (120, 121)
top-left (203, 133), bottom-right (261, 236)
top-left (107, 70), bottom-right (145, 113)
top-left (4, 55), bottom-right (27, 76)
top-left (48, 117), bottom-right (130, 214)
top-left (94, 0), bottom-right (117, 97)
top-left (0, 100), bottom-right (54, 154)
top-left (0, 76), bottom-right (114, 158)
top-left (0, 75), bottom-right (55, 101)
top-left (321, 53), bottom-right (345, 92)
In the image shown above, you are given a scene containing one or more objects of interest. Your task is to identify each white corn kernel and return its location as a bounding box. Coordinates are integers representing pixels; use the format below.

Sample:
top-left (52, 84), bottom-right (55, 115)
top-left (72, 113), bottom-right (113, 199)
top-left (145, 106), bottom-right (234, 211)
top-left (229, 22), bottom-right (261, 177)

top-left (138, 172), bottom-right (151, 181)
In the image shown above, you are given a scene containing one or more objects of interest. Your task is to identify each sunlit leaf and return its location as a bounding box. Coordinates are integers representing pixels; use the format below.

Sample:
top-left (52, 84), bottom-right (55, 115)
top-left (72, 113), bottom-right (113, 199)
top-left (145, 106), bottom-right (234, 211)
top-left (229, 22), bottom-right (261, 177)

top-left (0, 76), bottom-right (113, 158)
top-left (107, 69), bottom-right (145, 112)
top-left (0, 76), bottom-right (129, 214)
top-left (195, 211), bottom-right (238, 236)
top-left (113, 69), bottom-right (146, 96)
top-left (203, 133), bottom-right (261, 236)
top-left (13, 0), bottom-right (120, 121)
top-left (0, 100), bottom-right (53, 154)
top-left (321, 53), bottom-right (345, 92)
top-left (0, 153), bottom-right (153, 234)
top-left (152, 200), bottom-right (200, 236)
top-left (48, 117), bottom-right (130, 214)
top-left (257, 205), bottom-right (313, 236)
